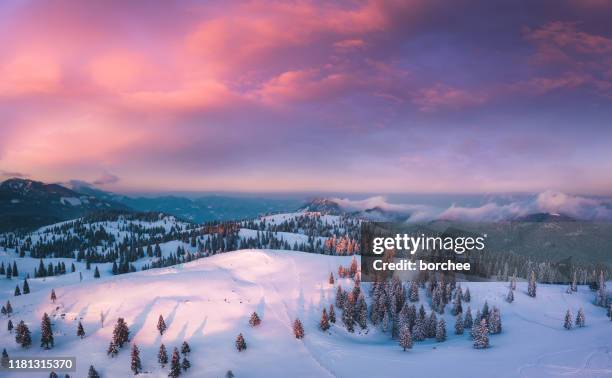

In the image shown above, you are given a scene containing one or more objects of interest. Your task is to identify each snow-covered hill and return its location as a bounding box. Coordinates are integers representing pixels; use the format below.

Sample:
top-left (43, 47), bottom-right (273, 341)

top-left (2, 250), bottom-right (611, 377)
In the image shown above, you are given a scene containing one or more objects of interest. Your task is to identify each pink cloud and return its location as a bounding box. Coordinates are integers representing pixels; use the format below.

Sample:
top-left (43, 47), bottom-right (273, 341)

top-left (412, 84), bottom-right (488, 112)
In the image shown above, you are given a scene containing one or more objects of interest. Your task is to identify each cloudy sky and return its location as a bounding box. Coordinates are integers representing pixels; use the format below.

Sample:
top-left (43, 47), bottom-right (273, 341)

top-left (1, 0), bottom-right (611, 194)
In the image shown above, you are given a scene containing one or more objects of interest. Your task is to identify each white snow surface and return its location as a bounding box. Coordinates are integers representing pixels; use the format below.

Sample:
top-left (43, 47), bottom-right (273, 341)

top-left (0, 250), bottom-right (611, 377)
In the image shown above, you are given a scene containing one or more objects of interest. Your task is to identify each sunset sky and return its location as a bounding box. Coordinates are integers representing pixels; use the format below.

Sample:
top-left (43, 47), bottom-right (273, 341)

top-left (1, 0), bottom-right (611, 194)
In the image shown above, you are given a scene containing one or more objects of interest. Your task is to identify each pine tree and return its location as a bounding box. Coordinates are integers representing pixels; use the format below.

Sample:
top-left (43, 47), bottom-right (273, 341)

top-left (357, 294), bottom-right (368, 329)
top-left (169, 347), bottom-right (181, 377)
top-left (77, 321), bottom-right (85, 338)
top-left (94, 266), bottom-right (100, 278)
top-left (181, 356), bottom-right (191, 371)
top-left (320, 308), bottom-right (330, 331)
top-left (181, 341), bottom-right (190, 355)
top-left (571, 271), bottom-right (577, 292)
top-left (412, 318), bottom-right (426, 341)
top-left (488, 307), bottom-right (502, 334)
top-left (226, 370), bottom-right (235, 378)
top-left (112, 318), bottom-right (130, 347)
top-left (107, 340), bottom-right (118, 357)
top-left (329, 304), bottom-right (336, 323)
top-left (1, 305), bottom-right (5, 316)
top-left (399, 324), bottom-right (412, 351)
top-left (157, 315), bottom-right (167, 335)
top-left (409, 281), bottom-right (419, 302)
top-left (14, 286), bottom-right (21, 296)
top-left (88, 365), bottom-right (100, 378)
top-left (342, 299), bottom-right (355, 333)
top-left (41, 312), bottom-right (54, 349)
top-left (293, 318), bottom-right (305, 339)
top-left (249, 312), bottom-right (261, 327)
top-left (23, 279), bottom-right (30, 294)
top-left (16, 321), bottom-right (32, 347)
top-left (506, 288), bottom-right (514, 303)
top-left (576, 308), bottom-right (586, 327)
top-left (1, 348), bottom-right (8, 368)
top-left (427, 311), bottom-right (438, 338)
top-left (463, 287), bottom-right (471, 302)
top-left (563, 309), bottom-right (573, 330)
top-left (451, 291), bottom-right (463, 315)
top-left (8, 319), bottom-right (14, 333)
top-left (158, 344), bottom-right (168, 366)
top-left (528, 270), bottom-right (537, 297)
top-left (50, 289), bottom-right (56, 303)
top-left (329, 272), bottom-right (334, 285)
top-left (130, 343), bottom-right (142, 375)
top-left (50, 371), bottom-right (58, 378)
top-left (473, 318), bottom-right (489, 349)
top-left (235, 333), bottom-right (247, 351)
top-left (436, 318), bottom-right (446, 342)
top-left (5, 301), bottom-right (12, 315)
top-left (455, 313), bottom-right (464, 335)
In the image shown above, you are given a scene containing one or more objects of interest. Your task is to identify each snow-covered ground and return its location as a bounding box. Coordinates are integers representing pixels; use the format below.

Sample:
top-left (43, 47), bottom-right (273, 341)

top-left (1, 249), bottom-right (611, 377)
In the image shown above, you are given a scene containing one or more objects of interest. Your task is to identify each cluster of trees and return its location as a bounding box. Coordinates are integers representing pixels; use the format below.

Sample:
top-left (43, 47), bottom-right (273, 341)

top-left (0, 260), bottom-right (20, 279)
top-left (157, 342), bottom-right (191, 377)
top-left (563, 308), bottom-right (586, 330)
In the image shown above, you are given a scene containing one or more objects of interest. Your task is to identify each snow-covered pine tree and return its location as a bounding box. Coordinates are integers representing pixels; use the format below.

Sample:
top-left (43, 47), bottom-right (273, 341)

top-left (455, 313), bottom-right (464, 335)
top-left (473, 318), bottom-right (489, 349)
top-left (181, 356), bottom-right (191, 371)
top-left (23, 279), bottom-right (30, 294)
top-left (506, 288), bottom-right (514, 303)
top-left (107, 341), bottom-right (118, 357)
top-left (436, 318), bottom-right (446, 342)
top-left (576, 308), bottom-right (585, 327)
top-left (357, 294), bottom-right (368, 329)
top-left (6, 300), bottom-right (12, 315)
top-left (77, 322), bottom-right (85, 339)
top-left (88, 365), bottom-right (100, 378)
top-left (571, 271), bottom-right (577, 292)
top-left (158, 344), bottom-right (168, 367)
top-left (50, 289), bottom-right (56, 303)
top-left (488, 307), bottom-right (502, 334)
top-left (320, 308), bottom-right (330, 331)
top-left (335, 285), bottom-right (345, 308)
top-left (409, 280), bottom-right (419, 302)
top-left (181, 341), bottom-right (190, 355)
top-left (249, 312), bottom-right (261, 327)
top-left (381, 310), bottom-right (389, 333)
top-left (563, 309), bottom-right (572, 330)
top-left (528, 270), bottom-right (537, 297)
top-left (329, 304), bottom-right (336, 323)
top-left (112, 318), bottom-right (130, 347)
top-left (511, 274), bottom-right (517, 291)
top-left (463, 287), bottom-right (471, 302)
top-left (40, 313), bottom-right (54, 349)
top-left (235, 333), bottom-right (247, 351)
top-left (451, 291), bottom-right (463, 315)
top-left (14, 286), bottom-right (21, 296)
top-left (169, 347), bottom-right (181, 377)
top-left (342, 299), bottom-right (355, 333)
top-left (293, 318), bottom-right (305, 339)
top-left (15, 321), bottom-right (31, 347)
top-left (427, 311), bottom-right (438, 338)
top-left (1, 348), bottom-right (8, 368)
top-left (8, 319), bottom-right (13, 333)
top-left (157, 315), bottom-right (167, 335)
top-left (413, 318), bottom-right (426, 341)
top-left (481, 301), bottom-right (490, 320)
top-left (399, 324), bottom-right (412, 351)
top-left (596, 271), bottom-right (607, 307)
top-left (130, 343), bottom-right (142, 375)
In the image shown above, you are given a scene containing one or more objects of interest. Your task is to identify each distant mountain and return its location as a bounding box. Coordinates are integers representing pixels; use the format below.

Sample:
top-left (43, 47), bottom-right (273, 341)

top-left (67, 181), bottom-right (302, 223)
top-left (0, 178), bottom-right (129, 232)
top-left (300, 198), bottom-right (343, 214)
top-left (514, 212), bottom-right (576, 222)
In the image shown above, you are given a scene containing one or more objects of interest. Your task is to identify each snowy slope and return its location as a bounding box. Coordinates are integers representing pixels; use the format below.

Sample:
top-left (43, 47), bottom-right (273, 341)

top-left (1, 250), bottom-right (612, 377)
